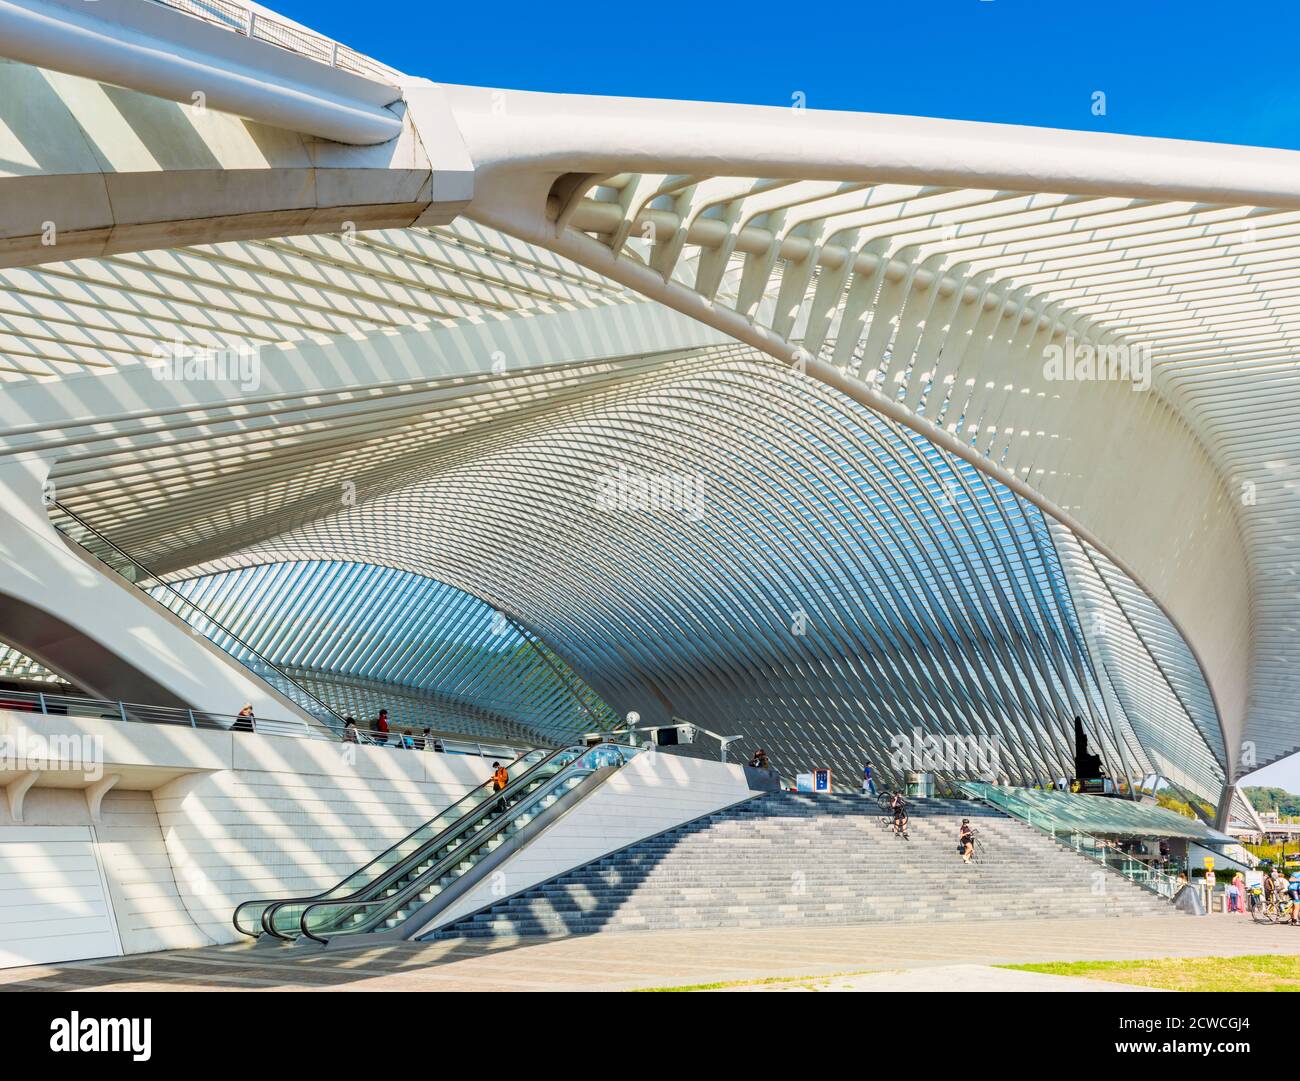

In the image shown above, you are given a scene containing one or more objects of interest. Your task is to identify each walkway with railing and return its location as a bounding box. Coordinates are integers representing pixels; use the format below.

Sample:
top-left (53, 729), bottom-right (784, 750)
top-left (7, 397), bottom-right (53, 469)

top-left (142, 0), bottom-right (400, 82)
top-left (0, 687), bottom-right (526, 758)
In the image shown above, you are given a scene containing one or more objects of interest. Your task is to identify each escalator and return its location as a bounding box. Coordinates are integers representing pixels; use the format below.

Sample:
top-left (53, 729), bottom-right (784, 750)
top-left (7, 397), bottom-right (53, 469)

top-left (234, 741), bottom-right (639, 945)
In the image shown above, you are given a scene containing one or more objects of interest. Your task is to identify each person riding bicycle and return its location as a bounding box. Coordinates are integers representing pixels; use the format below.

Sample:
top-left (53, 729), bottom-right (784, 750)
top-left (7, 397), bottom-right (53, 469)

top-left (889, 791), bottom-right (909, 836)
top-left (958, 818), bottom-right (976, 864)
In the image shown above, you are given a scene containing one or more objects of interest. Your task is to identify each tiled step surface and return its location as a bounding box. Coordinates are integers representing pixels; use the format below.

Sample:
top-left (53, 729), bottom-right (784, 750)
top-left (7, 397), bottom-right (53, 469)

top-left (431, 793), bottom-right (1177, 940)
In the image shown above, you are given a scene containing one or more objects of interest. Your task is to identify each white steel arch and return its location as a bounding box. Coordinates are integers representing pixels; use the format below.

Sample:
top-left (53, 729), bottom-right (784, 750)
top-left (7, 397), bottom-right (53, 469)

top-left (0, 2), bottom-right (1295, 809)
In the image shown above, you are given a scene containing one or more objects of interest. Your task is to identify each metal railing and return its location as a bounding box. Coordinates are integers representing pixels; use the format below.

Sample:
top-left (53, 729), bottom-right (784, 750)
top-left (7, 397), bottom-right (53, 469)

top-left (0, 686), bottom-right (315, 737)
top-left (48, 501), bottom-right (346, 734)
top-left (347, 725), bottom-right (526, 759)
top-left (0, 687), bottom-right (527, 758)
top-left (142, 0), bottom-right (400, 82)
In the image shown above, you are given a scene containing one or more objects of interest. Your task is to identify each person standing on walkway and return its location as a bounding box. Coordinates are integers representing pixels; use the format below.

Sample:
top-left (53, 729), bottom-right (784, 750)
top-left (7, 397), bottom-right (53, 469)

top-left (1228, 871), bottom-right (1245, 913)
top-left (372, 708), bottom-right (390, 745)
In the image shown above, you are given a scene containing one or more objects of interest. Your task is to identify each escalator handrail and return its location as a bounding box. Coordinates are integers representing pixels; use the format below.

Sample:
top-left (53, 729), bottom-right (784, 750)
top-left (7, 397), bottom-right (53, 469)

top-left (297, 764), bottom-right (602, 943)
top-left (298, 744), bottom-right (636, 943)
top-left (283, 743), bottom-right (598, 939)
top-left (256, 744), bottom-right (572, 938)
top-left (232, 744), bottom-right (555, 938)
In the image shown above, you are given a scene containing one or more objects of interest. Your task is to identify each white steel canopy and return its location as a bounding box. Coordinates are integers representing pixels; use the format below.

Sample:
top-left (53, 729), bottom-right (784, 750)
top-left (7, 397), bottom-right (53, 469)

top-left (0, 0), bottom-right (1295, 808)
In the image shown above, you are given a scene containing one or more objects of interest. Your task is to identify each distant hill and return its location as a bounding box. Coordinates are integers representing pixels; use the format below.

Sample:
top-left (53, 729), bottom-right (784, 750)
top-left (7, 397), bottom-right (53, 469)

top-left (1244, 786), bottom-right (1300, 816)
top-left (1155, 792), bottom-right (1212, 821)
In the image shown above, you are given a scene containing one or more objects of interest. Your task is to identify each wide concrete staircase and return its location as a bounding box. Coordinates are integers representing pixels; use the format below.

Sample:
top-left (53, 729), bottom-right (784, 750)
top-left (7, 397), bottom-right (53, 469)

top-left (431, 792), bottom-right (1178, 940)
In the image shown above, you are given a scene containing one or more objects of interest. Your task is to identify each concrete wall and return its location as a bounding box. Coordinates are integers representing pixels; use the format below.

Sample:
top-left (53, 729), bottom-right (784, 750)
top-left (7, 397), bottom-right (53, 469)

top-left (0, 712), bottom-right (761, 966)
top-left (424, 750), bottom-right (757, 932)
top-left (0, 711), bottom-right (504, 966)
top-left (0, 787), bottom-right (211, 964)
top-left (0, 820), bottom-right (121, 968)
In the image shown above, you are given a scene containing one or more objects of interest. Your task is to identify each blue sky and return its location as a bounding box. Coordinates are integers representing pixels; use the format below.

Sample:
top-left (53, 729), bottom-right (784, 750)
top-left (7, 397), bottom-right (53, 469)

top-left (280, 0), bottom-right (1300, 150)
top-left (272, 0), bottom-right (1300, 794)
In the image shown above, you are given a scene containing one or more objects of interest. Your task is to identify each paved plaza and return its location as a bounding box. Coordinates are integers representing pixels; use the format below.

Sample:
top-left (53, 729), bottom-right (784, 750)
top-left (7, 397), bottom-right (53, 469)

top-left (0, 915), bottom-right (1290, 993)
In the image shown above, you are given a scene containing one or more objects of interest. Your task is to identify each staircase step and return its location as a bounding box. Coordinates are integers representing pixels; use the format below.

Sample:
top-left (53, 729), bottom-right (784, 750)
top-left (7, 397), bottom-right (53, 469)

top-left (429, 792), bottom-right (1178, 941)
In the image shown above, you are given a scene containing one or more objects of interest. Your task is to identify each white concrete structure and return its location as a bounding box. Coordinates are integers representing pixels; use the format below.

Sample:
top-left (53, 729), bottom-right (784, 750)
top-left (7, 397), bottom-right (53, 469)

top-left (0, 705), bottom-right (500, 965)
top-left (0, 0), bottom-right (1296, 965)
top-left (0, 704), bottom-right (762, 965)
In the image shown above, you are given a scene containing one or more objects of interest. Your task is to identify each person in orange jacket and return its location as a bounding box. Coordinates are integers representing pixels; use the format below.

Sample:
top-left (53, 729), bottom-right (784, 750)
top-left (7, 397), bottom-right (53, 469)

top-left (489, 761), bottom-right (510, 813)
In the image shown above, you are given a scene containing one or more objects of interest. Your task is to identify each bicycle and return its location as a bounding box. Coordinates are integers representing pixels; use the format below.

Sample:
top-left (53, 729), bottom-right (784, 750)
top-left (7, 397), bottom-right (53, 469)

top-left (1249, 887), bottom-right (1293, 924)
top-left (875, 796), bottom-right (910, 838)
top-left (889, 805), bottom-right (911, 840)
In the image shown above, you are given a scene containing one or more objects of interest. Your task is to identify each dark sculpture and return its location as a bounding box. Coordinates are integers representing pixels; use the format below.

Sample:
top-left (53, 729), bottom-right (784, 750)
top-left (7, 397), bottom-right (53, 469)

top-left (1073, 715), bottom-right (1104, 785)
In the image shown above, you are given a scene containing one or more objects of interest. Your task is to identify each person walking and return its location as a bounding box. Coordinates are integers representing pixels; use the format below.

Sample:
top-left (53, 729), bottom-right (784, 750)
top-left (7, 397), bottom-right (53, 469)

top-left (233, 703), bottom-right (255, 732)
top-left (343, 716), bottom-right (359, 743)
top-left (889, 791), bottom-right (909, 838)
top-left (862, 761), bottom-right (876, 797)
top-left (958, 818), bottom-right (976, 864)
top-left (372, 708), bottom-right (390, 746)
